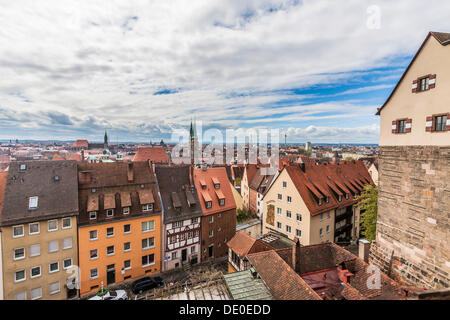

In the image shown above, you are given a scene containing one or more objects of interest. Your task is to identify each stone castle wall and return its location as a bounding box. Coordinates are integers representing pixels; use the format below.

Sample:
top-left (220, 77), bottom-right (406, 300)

top-left (369, 146), bottom-right (449, 289)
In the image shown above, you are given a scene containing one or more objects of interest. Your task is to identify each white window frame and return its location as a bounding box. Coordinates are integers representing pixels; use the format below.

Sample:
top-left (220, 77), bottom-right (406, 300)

top-left (286, 225), bottom-right (291, 234)
top-left (124, 242), bottom-right (131, 252)
top-left (62, 217), bottom-right (72, 229)
top-left (106, 227), bottom-right (114, 238)
top-left (277, 194), bottom-right (282, 201)
top-left (90, 268), bottom-right (98, 280)
top-left (142, 254), bottom-right (155, 268)
top-left (62, 237), bottom-right (72, 250)
top-left (296, 229), bottom-right (302, 238)
top-left (13, 247), bottom-right (25, 261)
top-left (142, 220), bottom-right (154, 233)
top-left (142, 237), bottom-right (155, 250)
top-left (31, 287), bottom-right (42, 300)
top-left (277, 222), bottom-right (282, 230)
top-left (49, 262), bottom-right (59, 274)
top-left (29, 244), bottom-right (40, 257)
top-left (29, 222), bottom-right (40, 235)
top-left (89, 211), bottom-right (97, 220)
top-left (49, 281), bottom-right (60, 295)
top-left (282, 181), bottom-right (287, 189)
top-left (90, 249), bottom-right (98, 260)
top-left (286, 210), bottom-right (292, 219)
top-left (13, 225), bottom-right (24, 238)
top-left (123, 207), bottom-right (130, 215)
top-left (124, 224), bottom-right (131, 234)
top-left (48, 240), bottom-right (59, 253)
top-left (63, 258), bottom-right (73, 270)
top-left (209, 216), bottom-right (214, 224)
top-left (319, 228), bottom-right (324, 238)
top-left (89, 230), bottom-right (98, 241)
top-left (30, 265), bottom-right (41, 279)
top-left (287, 196), bottom-right (292, 204)
top-left (142, 204), bottom-right (153, 212)
top-left (124, 260), bottom-right (131, 270)
top-left (296, 214), bottom-right (302, 222)
top-left (106, 209), bottom-right (114, 218)
top-left (107, 245), bottom-right (115, 256)
top-left (29, 196), bottom-right (38, 209)
top-left (276, 207), bottom-right (282, 216)
top-left (14, 269), bottom-right (26, 283)
top-left (48, 219), bottom-right (58, 232)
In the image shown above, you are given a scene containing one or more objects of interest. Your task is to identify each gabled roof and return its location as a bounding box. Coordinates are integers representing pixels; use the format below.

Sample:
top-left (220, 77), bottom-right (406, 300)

top-left (193, 167), bottom-right (236, 216)
top-left (283, 160), bottom-right (373, 216)
top-left (132, 146), bottom-right (169, 163)
top-left (0, 161), bottom-right (79, 226)
top-left (227, 231), bottom-right (257, 257)
top-left (376, 31), bottom-right (450, 115)
top-left (72, 139), bottom-right (89, 148)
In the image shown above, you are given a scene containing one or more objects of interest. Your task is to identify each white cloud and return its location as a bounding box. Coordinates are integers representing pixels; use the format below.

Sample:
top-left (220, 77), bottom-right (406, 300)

top-left (0, 0), bottom-right (448, 142)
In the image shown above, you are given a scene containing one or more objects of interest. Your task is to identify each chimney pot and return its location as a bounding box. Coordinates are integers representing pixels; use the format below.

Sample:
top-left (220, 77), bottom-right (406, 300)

top-left (359, 239), bottom-right (370, 263)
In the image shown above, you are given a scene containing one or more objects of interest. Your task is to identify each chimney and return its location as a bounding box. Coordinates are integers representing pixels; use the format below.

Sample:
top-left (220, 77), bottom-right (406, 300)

top-left (300, 163), bottom-right (306, 172)
top-left (292, 237), bottom-right (300, 272)
top-left (127, 161), bottom-right (134, 182)
top-left (359, 239), bottom-right (370, 263)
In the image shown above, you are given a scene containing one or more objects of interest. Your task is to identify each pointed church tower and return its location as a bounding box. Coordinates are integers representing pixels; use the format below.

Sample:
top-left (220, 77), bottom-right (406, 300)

top-left (104, 130), bottom-right (108, 148)
top-left (190, 119), bottom-right (198, 166)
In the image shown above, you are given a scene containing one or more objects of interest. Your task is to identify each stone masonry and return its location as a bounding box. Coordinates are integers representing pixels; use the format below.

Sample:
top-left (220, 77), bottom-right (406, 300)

top-left (369, 146), bottom-right (449, 289)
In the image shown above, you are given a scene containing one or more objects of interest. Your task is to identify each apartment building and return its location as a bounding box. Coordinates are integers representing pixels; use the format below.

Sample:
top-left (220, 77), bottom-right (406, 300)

top-left (248, 168), bottom-right (278, 218)
top-left (240, 164), bottom-right (259, 212)
top-left (371, 31), bottom-right (450, 289)
top-left (155, 166), bottom-right (203, 271)
top-left (192, 166), bottom-right (236, 260)
top-left (262, 161), bottom-right (373, 245)
top-left (77, 161), bottom-right (162, 296)
top-left (0, 161), bottom-right (79, 300)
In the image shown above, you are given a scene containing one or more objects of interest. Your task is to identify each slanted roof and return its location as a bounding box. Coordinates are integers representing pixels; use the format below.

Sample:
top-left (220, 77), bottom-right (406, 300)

top-left (223, 269), bottom-right (274, 300)
top-left (155, 166), bottom-right (202, 224)
top-left (87, 195), bottom-right (99, 212)
top-left (132, 146), bottom-right (169, 163)
top-left (103, 193), bottom-right (116, 209)
top-left (139, 190), bottom-right (155, 204)
top-left (120, 192), bottom-right (131, 207)
top-left (376, 31), bottom-right (450, 115)
top-left (0, 161), bottom-right (79, 226)
top-left (227, 231), bottom-right (257, 257)
top-left (247, 250), bottom-right (322, 300)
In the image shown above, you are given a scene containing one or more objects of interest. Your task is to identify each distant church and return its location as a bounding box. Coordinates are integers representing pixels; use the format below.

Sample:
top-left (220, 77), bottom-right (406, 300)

top-left (71, 130), bottom-right (109, 151)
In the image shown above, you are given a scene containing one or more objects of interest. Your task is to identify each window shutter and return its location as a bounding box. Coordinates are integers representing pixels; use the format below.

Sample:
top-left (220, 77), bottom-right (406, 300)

top-left (429, 74), bottom-right (436, 89)
top-left (425, 116), bottom-right (433, 132)
top-left (391, 120), bottom-right (397, 134)
top-left (405, 119), bottom-right (412, 133)
top-left (412, 80), bottom-right (418, 93)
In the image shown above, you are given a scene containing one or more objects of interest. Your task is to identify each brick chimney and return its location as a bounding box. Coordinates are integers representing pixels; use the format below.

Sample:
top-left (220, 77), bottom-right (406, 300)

top-left (292, 237), bottom-right (300, 272)
top-left (358, 239), bottom-right (370, 263)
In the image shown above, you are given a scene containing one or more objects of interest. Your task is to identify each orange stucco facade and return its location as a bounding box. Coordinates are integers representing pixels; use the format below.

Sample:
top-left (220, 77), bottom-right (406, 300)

top-left (78, 214), bottom-right (161, 296)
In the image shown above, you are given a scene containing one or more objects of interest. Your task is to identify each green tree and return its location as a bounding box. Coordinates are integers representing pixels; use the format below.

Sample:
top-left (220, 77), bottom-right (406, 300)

top-left (354, 185), bottom-right (378, 241)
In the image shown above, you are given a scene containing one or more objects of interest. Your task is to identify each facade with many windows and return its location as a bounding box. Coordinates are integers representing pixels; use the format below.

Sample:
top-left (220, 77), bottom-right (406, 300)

top-left (77, 161), bottom-right (162, 296)
top-left (0, 161), bottom-right (79, 300)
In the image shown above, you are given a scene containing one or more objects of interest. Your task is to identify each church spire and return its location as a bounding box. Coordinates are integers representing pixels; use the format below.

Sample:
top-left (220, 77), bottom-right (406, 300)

top-left (104, 130), bottom-right (108, 147)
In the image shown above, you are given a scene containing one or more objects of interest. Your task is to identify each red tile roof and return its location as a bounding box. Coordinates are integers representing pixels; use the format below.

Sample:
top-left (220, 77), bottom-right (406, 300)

top-left (132, 146), bottom-right (169, 163)
top-left (284, 160), bottom-right (374, 216)
top-left (72, 140), bottom-right (89, 148)
top-left (227, 231), bottom-right (257, 257)
top-left (193, 167), bottom-right (236, 216)
top-left (247, 250), bottom-right (322, 300)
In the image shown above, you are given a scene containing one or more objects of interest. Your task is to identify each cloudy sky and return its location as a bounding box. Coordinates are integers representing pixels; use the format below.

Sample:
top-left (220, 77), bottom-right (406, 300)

top-left (0, 0), bottom-right (448, 143)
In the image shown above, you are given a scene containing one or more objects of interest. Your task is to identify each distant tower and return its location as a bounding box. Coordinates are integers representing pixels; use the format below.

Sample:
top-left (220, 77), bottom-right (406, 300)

top-left (81, 147), bottom-right (85, 162)
top-left (190, 119), bottom-right (198, 166)
top-left (104, 130), bottom-right (108, 148)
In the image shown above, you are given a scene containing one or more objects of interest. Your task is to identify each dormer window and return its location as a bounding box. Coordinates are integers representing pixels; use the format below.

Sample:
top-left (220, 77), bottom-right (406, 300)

top-left (142, 204), bottom-right (153, 212)
top-left (106, 209), bottom-right (114, 217)
top-left (325, 197), bottom-right (329, 204)
top-left (28, 196), bottom-right (38, 209)
top-left (345, 193), bottom-right (349, 199)
top-left (89, 211), bottom-right (97, 220)
top-left (318, 198), bottom-right (323, 206)
top-left (219, 199), bottom-right (225, 206)
top-left (123, 207), bottom-right (130, 215)
top-left (206, 201), bottom-right (212, 209)
top-left (214, 184), bottom-right (220, 189)
top-left (338, 195), bottom-right (342, 202)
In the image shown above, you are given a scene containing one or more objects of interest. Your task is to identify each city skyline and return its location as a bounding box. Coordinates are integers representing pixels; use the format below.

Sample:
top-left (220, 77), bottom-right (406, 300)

top-left (0, 1), bottom-right (449, 143)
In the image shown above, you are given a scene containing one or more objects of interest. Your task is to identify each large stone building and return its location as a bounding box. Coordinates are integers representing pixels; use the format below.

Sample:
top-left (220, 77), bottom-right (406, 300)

top-left (371, 31), bottom-right (450, 289)
top-left (262, 161), bottom-right (373, 245)
top-left (0, 161), bottom-right (79, 300)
